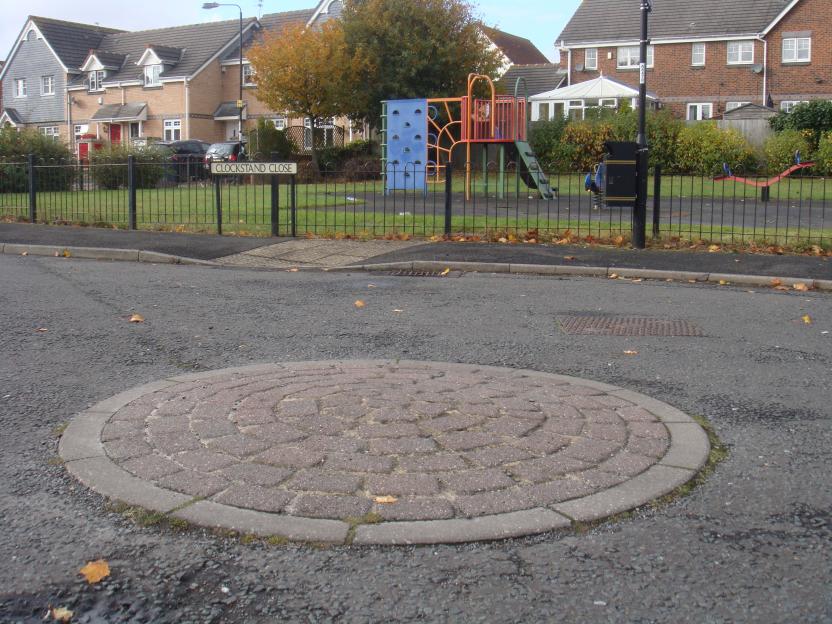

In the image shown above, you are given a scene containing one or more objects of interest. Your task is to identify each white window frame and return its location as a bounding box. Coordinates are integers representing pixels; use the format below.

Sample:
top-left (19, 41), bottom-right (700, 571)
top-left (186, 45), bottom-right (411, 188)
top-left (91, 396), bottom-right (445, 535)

top-left (585, 48), bottom-right (598, 70)
top-left (89, 70), bottom-right (106, 92)
top-left (74, 124), bottom-right (89, 141)
top-left (692, 43), bottom-right (706, 67)
top-left (727, 41), bottom-right (754, 65)
top-left (13, 78), bottom-right (27, 98)
top-left (144, 64), bottom-right (162, 87)
top-left (39, 126), bottom-right (60, 141)
top-left (163, 119), bottom-right (181, 141)
top-left (617, 45), bottom-right (653, 69)
top-left (242, 63), bottom-right (256, 86)
top-left (782, 37), bottom-right (811, 63)
top-left (41, 75), bottom-right (55, 96)
top-left (271, 115), bottom-right (287, 130)
top-left (687, 103), bottom-right (713, 121)
top-left (725, 101), bottom-right (750, 112)
top-left (780, 100), bottom-right (809, 113)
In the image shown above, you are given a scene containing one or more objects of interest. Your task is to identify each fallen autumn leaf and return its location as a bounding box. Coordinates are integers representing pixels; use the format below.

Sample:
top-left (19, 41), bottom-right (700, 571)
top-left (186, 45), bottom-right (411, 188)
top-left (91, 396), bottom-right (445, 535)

top-left (354, 300), bottom-right (365, 308)
top-left (793, 283), bottom-right (809, 292)
top-left (48, 606), bottom-right (74, 622)
top-left (440, 268), bottom-right (451, 276)
top-left (80, 559), bottom-right (110, 584)
top-left (128, 314), bottom-right (145, 323)
top-left (623, 350), bottom-right (639, 356)
top-left (802, 315), bottom-right (812, 324)
top-left (373, 495), bottom-right (399, 504)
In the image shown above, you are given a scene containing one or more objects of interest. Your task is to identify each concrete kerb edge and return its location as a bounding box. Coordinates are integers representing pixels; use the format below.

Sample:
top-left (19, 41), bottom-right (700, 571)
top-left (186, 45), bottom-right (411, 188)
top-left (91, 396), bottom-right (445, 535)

top-left (59, 359), bottom-right (713, 545)
top-left (0, 243), bottom-right (215, 266)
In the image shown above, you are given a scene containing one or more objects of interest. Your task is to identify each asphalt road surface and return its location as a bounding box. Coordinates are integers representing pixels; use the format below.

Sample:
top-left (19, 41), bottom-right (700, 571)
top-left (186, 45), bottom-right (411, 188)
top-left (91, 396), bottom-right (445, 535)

top-left (0, 256), bottom-right (829, 623)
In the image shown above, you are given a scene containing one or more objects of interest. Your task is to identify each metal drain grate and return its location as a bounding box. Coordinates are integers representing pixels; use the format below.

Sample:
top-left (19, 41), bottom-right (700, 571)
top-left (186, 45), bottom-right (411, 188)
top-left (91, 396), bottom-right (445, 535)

top-left (557, 314), bottom-right (704, 337)
top-left (378, 270), bottom-right (460, 278)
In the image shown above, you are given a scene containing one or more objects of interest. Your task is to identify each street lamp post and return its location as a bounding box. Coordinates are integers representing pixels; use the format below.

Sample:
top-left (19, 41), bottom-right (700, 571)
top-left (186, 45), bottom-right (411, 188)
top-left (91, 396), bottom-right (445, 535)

top-left (633, 0), bottom-right (652, 249)
top-left (203, 2), bottom-right (244, 158)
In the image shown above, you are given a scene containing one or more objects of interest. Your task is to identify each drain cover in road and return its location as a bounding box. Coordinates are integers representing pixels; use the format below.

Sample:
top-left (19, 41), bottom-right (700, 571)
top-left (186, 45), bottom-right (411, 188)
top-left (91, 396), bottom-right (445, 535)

top-left (60, 361), bottom-right (709, 545)
top-left (558, 314), bottom-right (704, 337)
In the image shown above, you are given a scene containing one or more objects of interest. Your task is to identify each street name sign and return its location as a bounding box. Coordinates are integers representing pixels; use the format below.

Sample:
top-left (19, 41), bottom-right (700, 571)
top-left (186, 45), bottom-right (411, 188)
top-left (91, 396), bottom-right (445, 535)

top-left (211, 162), bottom-right (298, 175)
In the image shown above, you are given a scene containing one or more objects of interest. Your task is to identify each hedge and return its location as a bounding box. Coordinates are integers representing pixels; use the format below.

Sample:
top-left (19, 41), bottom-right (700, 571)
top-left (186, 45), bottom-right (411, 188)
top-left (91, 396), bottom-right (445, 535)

top-left (89, 145), bottom-right (167, 190)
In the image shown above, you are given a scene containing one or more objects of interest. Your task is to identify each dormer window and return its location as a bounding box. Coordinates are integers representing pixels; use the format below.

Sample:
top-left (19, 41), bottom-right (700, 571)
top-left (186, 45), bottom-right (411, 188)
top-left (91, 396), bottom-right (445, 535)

top-left (89, 70), bottom-right (106, 92)
top-left (144, 64), bottom-right (162, 87)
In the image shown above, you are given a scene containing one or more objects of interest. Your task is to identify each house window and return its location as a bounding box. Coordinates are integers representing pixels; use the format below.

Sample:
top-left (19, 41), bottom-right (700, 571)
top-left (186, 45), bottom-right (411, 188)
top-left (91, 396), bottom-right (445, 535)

top-left (303, 117), bottom-right (334, 150)
top-left (782, 37), bottom-right (811, 63)
top-left (74, 124), bottom-right (89, 142)
top-left (687, 103), bottom-right (713, 121)
top-left (164, 119), bottom-right (181, 141)
top-left (144, 64), bottom-right (162, 87)
top-left (692, 43), bottom-right (706, 66)
top-left (89, 70), bottom-right (106, 92)
top-left (727, 41), bottom-right (754, 65)
top-left (726, 102), bottom-right (750, 111)
top-left (39, 126), bottom-right (60, 141)
top-left (271, 115), bottom-right (287, 130)
top-left (129, 122), bottom-right (142, 139)
top-left (566, 100), bottom-right (585, 120)
top-left (585, 48), bottom-right (597, 70)
top-left (242, 64), bottom-right (256, 86)
top-left (780, 100), bottom-right (809, 113)
top-left (13, 78), bottom-right (27, 98)
top-left (41, 75), bottom-right (55, 96)
top-left (617, 46), bottom-right (653, 69)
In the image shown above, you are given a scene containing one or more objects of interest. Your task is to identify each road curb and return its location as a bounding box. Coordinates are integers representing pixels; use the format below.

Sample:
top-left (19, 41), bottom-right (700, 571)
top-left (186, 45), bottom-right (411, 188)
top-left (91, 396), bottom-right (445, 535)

top-left (2, 242), bottom-right (828, 291)
top-left (358, 261), bottom-right (831, 291)
top-left (0, 243), bottom-right (215, 266)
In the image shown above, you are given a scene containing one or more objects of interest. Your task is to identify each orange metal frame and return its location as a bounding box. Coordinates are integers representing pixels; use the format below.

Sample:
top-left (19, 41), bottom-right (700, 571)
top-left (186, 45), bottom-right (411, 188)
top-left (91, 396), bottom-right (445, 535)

top-left (425, 74), bottom-right (527, 198)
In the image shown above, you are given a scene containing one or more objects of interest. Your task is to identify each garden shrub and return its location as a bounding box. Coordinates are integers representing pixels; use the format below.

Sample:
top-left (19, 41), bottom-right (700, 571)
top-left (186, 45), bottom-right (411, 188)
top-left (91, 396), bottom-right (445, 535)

top-left (246, 119), bottom-right (294, 160)
top-left (561, 121), bottom-right (613, 171)
top-left (763, 130), bottom-right (813, 174)
top-left (675, 122), bottom-right (757, 175)
top-left (814, 132), bottom-right (832, 176)
top-left (770, 100), bottom-right (832, 147)
top-left (318, 140), bottom-right (376, 172)
top-left (528, 117), bottom-right (572, 171)
top-left (89, 144), bottom-right (166, 190)
top-left (0, 127), bottom-right (75, 191)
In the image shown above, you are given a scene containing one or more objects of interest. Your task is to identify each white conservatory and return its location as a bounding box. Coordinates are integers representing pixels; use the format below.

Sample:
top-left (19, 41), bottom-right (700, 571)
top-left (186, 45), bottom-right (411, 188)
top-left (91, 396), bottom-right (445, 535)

top-left (529, 76), bottom-right (658, 121)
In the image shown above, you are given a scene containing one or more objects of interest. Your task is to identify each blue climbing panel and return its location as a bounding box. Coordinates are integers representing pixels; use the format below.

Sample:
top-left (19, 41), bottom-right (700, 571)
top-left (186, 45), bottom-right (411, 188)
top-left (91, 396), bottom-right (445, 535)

top-left (383, 99), bottom-right (427, 194)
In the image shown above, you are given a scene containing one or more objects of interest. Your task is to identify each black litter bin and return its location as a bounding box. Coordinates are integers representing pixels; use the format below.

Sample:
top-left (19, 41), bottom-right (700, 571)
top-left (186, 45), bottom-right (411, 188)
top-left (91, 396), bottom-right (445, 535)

top-left (603, 141), bottom-right (638, 206)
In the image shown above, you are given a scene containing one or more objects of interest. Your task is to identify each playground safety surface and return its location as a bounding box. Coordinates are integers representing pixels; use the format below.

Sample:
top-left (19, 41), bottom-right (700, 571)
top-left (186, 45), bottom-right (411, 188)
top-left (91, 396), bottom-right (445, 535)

top-left (59, 360), bottom-right (710, 545)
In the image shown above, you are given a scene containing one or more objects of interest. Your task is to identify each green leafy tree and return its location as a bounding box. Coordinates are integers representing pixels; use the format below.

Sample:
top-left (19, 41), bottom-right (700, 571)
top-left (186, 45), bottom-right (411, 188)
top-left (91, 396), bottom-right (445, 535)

top-left (340, 0), bottom-right (502, 129)
top-left (248, 22), bottom-right (355, 170)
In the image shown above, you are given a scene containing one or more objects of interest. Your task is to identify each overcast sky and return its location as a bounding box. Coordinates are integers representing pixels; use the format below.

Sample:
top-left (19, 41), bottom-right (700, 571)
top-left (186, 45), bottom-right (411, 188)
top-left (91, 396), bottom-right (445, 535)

top-left (0, 0), bottom-right (581, 64)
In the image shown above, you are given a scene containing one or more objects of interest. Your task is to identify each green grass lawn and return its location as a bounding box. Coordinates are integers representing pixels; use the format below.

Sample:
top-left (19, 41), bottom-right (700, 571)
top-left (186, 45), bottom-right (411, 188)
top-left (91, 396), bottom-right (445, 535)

top-left (1, 176), bottom-right (829, 246)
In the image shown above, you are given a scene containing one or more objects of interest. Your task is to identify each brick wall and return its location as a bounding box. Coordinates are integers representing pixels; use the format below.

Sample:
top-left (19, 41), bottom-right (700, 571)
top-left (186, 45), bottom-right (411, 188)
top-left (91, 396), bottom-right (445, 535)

top-left (562, 0), bottom-right (831, 119)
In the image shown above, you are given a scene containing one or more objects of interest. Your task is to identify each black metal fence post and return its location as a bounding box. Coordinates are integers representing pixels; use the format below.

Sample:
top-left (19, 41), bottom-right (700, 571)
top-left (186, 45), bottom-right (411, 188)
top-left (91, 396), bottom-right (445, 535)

top-left (444, 162), bottom-right (453, 236)
top-left (27, 154), bottom-right (37, 223)
top-left (127, 155), bottom-right (137, 230)
top-left (214, 177), bottom-right (223, 235)
top-left (652, 165), bottom-right (661, 239)
top-left (270, 174), bottom-right (279, 237)
top-left (290, 175), bottom-right (296, 237)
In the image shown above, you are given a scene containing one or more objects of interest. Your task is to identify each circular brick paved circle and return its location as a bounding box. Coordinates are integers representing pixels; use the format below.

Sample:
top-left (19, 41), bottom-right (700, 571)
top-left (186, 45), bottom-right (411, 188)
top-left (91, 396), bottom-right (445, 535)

top-left (60, 361), bottom-right (710, 545)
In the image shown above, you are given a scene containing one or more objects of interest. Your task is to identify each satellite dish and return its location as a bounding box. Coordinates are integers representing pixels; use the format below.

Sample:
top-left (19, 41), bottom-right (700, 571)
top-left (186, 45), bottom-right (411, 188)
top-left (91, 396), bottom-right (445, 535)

top-left (751, 64), bottom-right (763, 74)
top-left (575, 63), bottom-right (585, 72)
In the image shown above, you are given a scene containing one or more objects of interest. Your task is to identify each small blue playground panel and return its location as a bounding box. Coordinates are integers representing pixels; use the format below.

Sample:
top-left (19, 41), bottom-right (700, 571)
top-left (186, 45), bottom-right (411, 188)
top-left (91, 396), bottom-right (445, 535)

top-left (383, 99), bottom-right (428, 194)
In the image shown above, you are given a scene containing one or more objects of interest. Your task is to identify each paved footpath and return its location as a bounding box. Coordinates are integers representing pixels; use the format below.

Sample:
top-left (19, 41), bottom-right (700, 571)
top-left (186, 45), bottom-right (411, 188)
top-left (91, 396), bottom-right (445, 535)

top-left (60, 361), bottom-right (707, 545)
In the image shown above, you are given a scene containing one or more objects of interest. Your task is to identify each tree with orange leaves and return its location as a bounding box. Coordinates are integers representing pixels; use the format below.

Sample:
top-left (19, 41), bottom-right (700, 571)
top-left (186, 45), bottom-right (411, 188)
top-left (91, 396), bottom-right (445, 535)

top-left (248, 21), bottom-right (355, 170)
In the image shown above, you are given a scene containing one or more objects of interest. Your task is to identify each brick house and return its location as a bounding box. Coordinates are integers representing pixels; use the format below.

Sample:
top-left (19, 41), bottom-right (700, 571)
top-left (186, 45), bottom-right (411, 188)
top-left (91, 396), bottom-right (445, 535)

top-left (0, 0), bottom-right (551, 155)
top-left (554, 0), bottom-right (831, 120)
top-left (0, 3), bottom-right (347, 154)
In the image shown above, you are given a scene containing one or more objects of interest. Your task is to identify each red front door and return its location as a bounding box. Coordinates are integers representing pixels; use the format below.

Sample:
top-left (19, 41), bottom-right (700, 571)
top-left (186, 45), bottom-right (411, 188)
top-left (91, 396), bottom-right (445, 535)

top-left (109, 124), bottom-right (121, 144)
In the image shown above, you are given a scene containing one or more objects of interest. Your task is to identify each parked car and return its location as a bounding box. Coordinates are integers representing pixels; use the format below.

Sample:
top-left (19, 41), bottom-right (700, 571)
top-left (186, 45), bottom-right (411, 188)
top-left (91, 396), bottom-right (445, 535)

top-left (204, 142), bottom-right (247, 172)
top-left (150, 140), bottom-right (210, 182)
